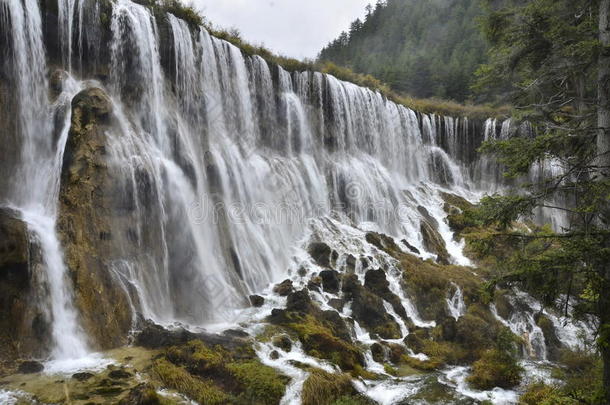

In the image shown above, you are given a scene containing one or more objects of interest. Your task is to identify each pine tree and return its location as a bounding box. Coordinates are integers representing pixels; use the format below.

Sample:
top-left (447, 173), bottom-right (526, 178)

top-left (475, 1), bottom-right (610, 401)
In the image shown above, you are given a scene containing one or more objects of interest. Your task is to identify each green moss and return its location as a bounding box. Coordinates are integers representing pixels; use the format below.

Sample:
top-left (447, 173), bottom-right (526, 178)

top-left (284, 314), bottom-right (363, 372)
top-left (519, 383), bottom-right (577, 405)
top-left (466, 349), bottom-right (523, 390)
top-left (227, 360), bottom-right (288, 404)
top-left (150, 358), bottom-right (230, 405)
top-left (301, 369), bottom-right (356, 405)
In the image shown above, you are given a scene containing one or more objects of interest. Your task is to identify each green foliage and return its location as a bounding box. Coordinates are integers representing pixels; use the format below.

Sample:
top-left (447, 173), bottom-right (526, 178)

top-left (152, 340), bottom-right (288, 405)
top-left (466, 342), bottom-right (523, 390)
top-left (227, 361), bottom-right (288, 405)
top-left (319, 0), bottom-right (489, 103)
top-left (301, 369), bottom-right (356, 405)
top-left (151, 358), bottom-right (229, 405)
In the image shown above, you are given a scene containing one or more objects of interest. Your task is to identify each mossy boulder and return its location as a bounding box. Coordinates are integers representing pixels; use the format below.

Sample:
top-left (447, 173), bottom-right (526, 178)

top-left (269, 308), bottom-right (364, 373)
top-left (419, 213), bottom-right (450, 264)
top-left (319, 269), bottom-right (340, 293)
top-left (308, 242), bottom-right (336, 268)
top-left (342, 273), bottom-right (402, 339)
top-left (153, 339), bottom-right (288, 405)
top-left (301, 369), bottom-right (367, 405)
top-left (364, 268), bottom-right (408, 321)
top-left (535, 313), bottom-right (562, 361)
top-left (466, 348), bottom-right (523, 390)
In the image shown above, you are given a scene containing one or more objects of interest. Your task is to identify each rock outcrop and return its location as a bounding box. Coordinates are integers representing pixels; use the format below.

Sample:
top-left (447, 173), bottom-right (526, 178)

top-left (0, 208), bottom-right (50, 360)
top-left (57, 88), bottom-right (132, 350)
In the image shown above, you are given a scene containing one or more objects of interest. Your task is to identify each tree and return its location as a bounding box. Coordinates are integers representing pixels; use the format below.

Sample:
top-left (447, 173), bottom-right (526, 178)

top-left (475, 1), bottom-right (610, 402)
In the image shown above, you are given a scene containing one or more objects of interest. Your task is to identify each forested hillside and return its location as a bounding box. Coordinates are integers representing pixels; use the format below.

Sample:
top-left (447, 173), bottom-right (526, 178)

top-left (318, 0), bottom-right (488, 102)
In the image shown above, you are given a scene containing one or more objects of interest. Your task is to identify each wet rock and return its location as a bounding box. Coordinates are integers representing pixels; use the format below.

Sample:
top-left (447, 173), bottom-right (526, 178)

top-left (49, 69), bottom-right (69, 99)
top-left (0, 207), bottom-right (49, 360)
top-left (118, 383), bottom-right (163, 405)
top-left (223, 329), bottom-right (249, 339)
top-left (420, 220), bottom-right (450, 264)
top-left (364, 269), bottom-right (408, 321)
top-left (249, 294), bottom-right (265, 307)
top-left (319, 269), bottom-right (340, 293)
top-left (307, 242), bottom-right (333, 267)
top-left (307, 276), bottom-right (322, 292)
top-left (273, 279), bottom-right (293, 296)
top-left (18, 360), bottom-right (43, 374)
top-left (72, 372), bottom-right (94, 381)
top-left (535, 313), bottom-right (562, 361)
top-left (108, 368), bottom-right (132, 379)
top-left (328, 298), bottom-right (345, 312)
top-left (320, 310), bottom-right (352, 342)
top-left (365, 232), bottom-right (401, 254)
top-left (286, 289), bottom-right (314, 313)
top-left (342, 274), bottom-right (401, 339)
top-left (297, 266), bottom-right (308, 277)
top-left (272, 335), bottom-right (292, 352)
top-left (57, 87), bottom-right (132, 350)
top-left (345, 254), bottom-right (357, 272)
top-left (401, 239), bottom-right (421, 255)
top-left (269, 350), bottom-right (280, 360)
top-left (135, 320), bottom-right (250, 355)
top-left (371, 343), bottom-right (385, 363)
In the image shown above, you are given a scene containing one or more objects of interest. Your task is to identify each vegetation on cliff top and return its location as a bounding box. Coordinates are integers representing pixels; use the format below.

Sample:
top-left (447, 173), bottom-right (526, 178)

top-left (319, 0), bottom-right (488, 103)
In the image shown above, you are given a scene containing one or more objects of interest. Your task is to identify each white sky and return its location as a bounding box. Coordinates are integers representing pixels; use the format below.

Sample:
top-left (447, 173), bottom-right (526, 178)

top-left (192, 0), bottom-right (371, 59)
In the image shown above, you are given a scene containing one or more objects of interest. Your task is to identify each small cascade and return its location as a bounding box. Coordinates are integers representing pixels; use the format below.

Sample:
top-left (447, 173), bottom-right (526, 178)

top-left (491, 303), bottom-right (547, 361)
top-left (447, 282), bottom-right (466, 320)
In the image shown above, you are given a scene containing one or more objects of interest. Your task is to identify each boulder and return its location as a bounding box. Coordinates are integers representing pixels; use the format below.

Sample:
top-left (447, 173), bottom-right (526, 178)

top-left (272, 335), bottom-right (292, 352)
top-left (273, 279), bottom-right (293, 296)
top-left (319, 270), bottom-right (340, 293)
top-left (342, 274), bottom-right (402, 339)
top-left (249, 294), bottom-right (265, 307)
top-left (18, 360), bottom-right (43, 374)
top-left (364, 268), bottom-right (408, 321)
top-left (420, 220), bottom-right (450, 264)
top-left (286, 289), bottom-right (315, 313)
top-left (307, 242), bottom-right (337, 268)
top-left (0, 207), bottom-right (50, 360)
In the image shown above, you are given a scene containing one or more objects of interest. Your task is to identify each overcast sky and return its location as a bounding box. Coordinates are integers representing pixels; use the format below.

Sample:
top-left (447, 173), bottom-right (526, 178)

top-left (193, 0), bottom-right (371, 59)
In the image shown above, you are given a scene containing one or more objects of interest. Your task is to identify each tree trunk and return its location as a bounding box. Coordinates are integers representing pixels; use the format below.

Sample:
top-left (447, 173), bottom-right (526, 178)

top-left (599, 2), bottom-right (610, 403)
top-left (599, 0), bottom-right (610, 176)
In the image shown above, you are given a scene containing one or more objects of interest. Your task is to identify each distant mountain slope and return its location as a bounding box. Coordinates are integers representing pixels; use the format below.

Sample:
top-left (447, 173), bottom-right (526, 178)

top-left (318, 0), bottom-right (488, 102)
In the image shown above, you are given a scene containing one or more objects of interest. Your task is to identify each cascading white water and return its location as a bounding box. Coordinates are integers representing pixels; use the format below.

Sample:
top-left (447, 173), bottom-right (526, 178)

top-left (1, 0), bottom-right (91, 362)
top-left (447, 282), bottom-right (466, 320)
top-left (1, 4), bottom-right (593, 402)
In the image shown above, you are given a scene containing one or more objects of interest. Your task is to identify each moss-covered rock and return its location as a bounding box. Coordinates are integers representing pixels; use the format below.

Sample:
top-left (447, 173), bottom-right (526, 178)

top-left (467, 348), bottom-right (523, 390)
top-left (153, 339), bottom-right (289, 405)
top-left (57, 87), bottom-right (132, 350)
top-left (342, 273), bottom-right (402, 339)
top-left (301, 369), bottom-right (364, 405)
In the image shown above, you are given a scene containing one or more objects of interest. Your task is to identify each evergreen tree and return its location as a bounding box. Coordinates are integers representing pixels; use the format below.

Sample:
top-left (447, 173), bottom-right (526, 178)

top-left (474, 1), bottom-right (610, 402)
top-left (318, 0), bottom-right (489, 102)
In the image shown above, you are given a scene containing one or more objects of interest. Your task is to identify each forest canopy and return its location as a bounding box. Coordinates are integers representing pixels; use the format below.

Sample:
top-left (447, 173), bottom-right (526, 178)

top-left (318, 0), bottom-right (489, 102)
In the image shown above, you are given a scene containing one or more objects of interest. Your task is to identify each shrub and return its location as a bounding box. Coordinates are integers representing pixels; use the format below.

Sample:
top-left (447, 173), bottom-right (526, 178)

top-left (467, 348), bottom-right (523, 390)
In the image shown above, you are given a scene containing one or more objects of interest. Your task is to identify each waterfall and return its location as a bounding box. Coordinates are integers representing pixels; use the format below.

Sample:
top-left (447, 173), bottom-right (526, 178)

top-left (0, 0), bottom-right (90, 361)
top-left (0, 0), bottom-right (581, 375)
top-left (447, 283), bottom-right (466, 320)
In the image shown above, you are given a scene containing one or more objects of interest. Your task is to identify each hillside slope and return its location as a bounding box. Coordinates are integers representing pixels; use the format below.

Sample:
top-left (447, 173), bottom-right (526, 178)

top-left (319, 0), bottom-right (488, 102)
